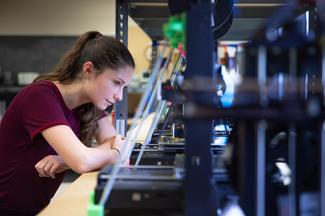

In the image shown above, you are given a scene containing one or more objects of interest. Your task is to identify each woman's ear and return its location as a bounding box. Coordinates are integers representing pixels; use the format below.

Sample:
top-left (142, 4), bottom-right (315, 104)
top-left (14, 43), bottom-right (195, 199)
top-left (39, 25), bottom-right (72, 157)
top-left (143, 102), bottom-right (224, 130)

top-left (82, 61), bottom-right (95, 79)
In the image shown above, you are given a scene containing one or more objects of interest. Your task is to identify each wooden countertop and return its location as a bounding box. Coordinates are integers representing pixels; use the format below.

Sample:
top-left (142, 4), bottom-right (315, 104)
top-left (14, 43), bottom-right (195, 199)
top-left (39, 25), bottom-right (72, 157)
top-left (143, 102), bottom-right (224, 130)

top-left (38, 172), bottom-right (98, 216)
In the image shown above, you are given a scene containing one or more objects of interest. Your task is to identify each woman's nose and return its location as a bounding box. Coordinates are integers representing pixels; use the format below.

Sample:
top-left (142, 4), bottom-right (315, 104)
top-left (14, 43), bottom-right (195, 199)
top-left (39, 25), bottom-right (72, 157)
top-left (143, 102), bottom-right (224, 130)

top-left (113, 89), bottom-right (123, 102)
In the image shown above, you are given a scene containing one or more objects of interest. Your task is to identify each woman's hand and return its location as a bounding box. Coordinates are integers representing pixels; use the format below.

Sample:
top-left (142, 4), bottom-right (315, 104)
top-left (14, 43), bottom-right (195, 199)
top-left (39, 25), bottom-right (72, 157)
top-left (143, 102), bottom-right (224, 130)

top-left (96, 135), bottom-right (131, 164)
top-left (112, 135), bottom-right (132, 163)
top-left (111, 134), bottom-right (124, 152)
top-left (35, 155), bottom-right (69, 179)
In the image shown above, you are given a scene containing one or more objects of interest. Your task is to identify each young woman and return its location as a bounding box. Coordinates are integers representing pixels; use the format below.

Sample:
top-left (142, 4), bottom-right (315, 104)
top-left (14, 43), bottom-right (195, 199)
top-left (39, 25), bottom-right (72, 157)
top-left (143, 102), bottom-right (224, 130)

top-left (0, 31), bottom-right (135, 215)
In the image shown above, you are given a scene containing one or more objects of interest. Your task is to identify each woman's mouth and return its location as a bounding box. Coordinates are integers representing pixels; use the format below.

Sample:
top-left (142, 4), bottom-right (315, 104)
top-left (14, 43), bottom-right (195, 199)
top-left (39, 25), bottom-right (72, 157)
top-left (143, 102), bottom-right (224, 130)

top-left (105, 99), bottom-right (113, 106)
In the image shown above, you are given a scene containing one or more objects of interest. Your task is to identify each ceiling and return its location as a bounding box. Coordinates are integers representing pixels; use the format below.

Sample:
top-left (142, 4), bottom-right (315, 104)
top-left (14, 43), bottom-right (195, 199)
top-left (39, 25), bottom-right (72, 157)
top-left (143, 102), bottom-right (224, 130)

top-left (128, 0), bottom-right (311, 41)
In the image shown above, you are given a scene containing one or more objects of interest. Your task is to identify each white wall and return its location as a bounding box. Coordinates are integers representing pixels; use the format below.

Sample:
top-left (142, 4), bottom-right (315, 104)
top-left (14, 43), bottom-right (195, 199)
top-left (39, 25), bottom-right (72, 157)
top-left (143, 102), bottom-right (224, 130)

top-left (0, 0), bottom-right (115, 35)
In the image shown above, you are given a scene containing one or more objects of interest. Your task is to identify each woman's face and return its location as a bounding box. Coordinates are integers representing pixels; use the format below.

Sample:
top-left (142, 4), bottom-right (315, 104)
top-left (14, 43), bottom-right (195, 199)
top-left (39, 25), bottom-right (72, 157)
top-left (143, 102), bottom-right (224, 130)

top-left (84, 65), bottom-right (134, 110)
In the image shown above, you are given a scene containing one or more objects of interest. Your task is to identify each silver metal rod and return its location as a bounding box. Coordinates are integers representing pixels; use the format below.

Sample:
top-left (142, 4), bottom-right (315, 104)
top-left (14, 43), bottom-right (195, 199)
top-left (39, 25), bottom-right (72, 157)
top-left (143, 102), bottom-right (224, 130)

top-left (134, 52), bottom-right (183, 165)
top-left (304, 73), bottom-right (309, 100)
top-left (256, 120), bottom-right (267, 216)
top-left (120, 119), bottom-right (125, 137)
top-left (134, 49), bottom-right (174, 166)
top-left (278, 73), bottom-right (284, 100)
top-left (305, 11), bottom-right (310, 36)
top-left (258, 46), bottom-right (267, 86)
top-left (170, 55), bottom-right (184, 84)
top-left (288, 124), bottom-right (297, 216)
top-left (258, 46), bottom-right (267, 106)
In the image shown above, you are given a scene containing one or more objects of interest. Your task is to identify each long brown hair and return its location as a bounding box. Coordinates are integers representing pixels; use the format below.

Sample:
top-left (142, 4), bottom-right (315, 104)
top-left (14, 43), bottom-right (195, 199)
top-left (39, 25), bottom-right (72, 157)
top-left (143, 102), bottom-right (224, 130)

top-left (35, 31), bottom-right (135, 146)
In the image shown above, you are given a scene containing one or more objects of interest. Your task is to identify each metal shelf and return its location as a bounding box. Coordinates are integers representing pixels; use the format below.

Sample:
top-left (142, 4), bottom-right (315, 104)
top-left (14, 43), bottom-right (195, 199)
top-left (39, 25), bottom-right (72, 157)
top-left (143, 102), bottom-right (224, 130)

top-left (128, 0), bottom-right (310, 41)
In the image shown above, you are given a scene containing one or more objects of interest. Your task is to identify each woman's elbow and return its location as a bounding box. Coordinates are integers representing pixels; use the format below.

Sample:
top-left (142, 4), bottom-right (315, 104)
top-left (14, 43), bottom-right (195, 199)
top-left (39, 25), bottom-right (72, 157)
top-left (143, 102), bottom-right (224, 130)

top-left (71, 162), bottom-right (90, 174)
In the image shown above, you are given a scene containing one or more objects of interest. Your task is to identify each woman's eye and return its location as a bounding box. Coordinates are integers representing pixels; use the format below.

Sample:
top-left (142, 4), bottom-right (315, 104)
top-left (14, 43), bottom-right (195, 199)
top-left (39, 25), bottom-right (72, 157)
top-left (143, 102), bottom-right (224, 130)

top-left (113, 80), bottom-right (121, 86)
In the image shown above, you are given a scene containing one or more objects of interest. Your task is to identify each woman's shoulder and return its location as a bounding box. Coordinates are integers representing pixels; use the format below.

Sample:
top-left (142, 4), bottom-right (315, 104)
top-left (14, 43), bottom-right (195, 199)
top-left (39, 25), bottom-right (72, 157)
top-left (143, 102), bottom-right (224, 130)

top-left (26, 80), bottom-right (55, 89)
top-left (15, 80), bottom-right (64, 105)
top-left (21, 80), bottom-right (57, 95)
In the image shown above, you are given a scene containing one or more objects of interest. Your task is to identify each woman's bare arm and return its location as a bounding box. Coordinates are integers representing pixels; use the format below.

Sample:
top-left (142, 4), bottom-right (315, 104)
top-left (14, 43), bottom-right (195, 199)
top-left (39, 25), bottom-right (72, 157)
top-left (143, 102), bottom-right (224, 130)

top-left (41, 125), bottom-right (119, 174)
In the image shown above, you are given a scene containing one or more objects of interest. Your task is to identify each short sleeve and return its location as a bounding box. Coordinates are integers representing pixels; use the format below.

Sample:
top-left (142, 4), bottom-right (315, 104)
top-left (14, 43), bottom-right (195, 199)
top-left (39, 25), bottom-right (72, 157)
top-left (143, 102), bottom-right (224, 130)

top-left (98, 111), bottom-right (108, 120)
top-left (21, 84), bottom-right (70, 139)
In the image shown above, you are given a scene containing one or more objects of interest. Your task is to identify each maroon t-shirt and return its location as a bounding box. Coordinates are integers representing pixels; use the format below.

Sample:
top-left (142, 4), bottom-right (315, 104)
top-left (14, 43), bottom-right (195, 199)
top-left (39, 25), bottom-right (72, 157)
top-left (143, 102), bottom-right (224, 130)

top-left (0, 80), bottom-right (80, 215)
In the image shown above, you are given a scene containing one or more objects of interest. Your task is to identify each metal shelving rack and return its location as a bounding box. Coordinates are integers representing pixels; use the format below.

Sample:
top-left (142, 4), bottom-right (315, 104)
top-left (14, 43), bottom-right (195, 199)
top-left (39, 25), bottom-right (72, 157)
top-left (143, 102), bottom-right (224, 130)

top-left (115, 1), bottom-right (218, 215)
top-left (116, 1), bottom-right (325, 216)
top-left (114, 0), bottom-right (129, 137)
top-left (184, 1), bottom-right (216, 215)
